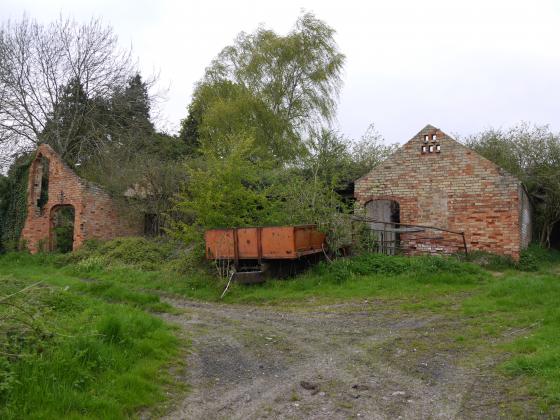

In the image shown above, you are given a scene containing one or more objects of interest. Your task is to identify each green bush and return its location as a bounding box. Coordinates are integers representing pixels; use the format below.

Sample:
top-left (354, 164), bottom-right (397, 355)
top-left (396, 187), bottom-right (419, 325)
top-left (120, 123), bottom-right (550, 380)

top-left (97, 237), bottom-right (175, 270)
top-left (518, 244), bottom-right (560, 271)
top-left (464, 245), bottom-right (560, 272)
top-left (464, 250), bottom-right (517, 271)
top-left (310, 253), bottom-right (485, 285)
top-left (59, 237), bottom-right (184, 272)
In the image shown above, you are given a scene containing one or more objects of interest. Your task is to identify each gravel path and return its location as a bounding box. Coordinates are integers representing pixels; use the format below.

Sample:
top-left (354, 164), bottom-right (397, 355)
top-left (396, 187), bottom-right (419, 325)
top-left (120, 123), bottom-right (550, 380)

top-left (159, 298), bottom-right (523, 419)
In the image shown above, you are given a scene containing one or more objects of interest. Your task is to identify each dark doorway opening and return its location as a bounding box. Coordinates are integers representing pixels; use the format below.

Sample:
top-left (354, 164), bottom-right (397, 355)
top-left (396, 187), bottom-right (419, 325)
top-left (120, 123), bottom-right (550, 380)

top-left (364, 199), bottom-right (400, 255)
top-left (50, 205), bottom-right (75, 253)
top-left (144, 213), bottom-right (160, 236)
top-left (550, 223), bottom-right (560, 249)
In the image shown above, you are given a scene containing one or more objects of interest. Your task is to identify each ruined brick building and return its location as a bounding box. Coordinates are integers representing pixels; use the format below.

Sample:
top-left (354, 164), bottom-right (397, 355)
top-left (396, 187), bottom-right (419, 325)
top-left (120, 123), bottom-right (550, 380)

top-left (355, 125), bottom-right (532, 259)
top-left (21, 144), bottom-right (143, 253)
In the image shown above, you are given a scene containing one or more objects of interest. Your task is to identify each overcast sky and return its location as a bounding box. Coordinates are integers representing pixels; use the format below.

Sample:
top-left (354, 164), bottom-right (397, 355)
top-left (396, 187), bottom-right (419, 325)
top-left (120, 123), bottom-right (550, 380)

top-left (3, 0), bottom-right (559, 144)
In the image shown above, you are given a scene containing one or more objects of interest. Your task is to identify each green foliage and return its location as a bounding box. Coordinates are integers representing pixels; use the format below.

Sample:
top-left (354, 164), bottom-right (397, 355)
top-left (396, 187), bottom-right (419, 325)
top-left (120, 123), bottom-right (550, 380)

top-left (182, 13), bottom-right (345, 163)
top-left (519, 244), bottom-right (560, 271)
top-left (41, 74), bottom-right (155, 168)
top-left (206, 13), bottom-right (345, 132)
top-left (144, 132), bottom-right (190, 162)
top-left (463, 245), bottom-right (559, 272)
top-left (0, 154), bottom-right (32, 252)
top-left (62, 237), bottom-right (178, 271)
top-left (349, 124), bottom-right (399, 180)
top-left (51, 206), bottom-right (75, 253)
top-left (298, 125), bottom-right (398, 194)
top-left (180, 80), bottom-right (292, 161)
top-left (464, 250), bottom-right (517, 271)
top-left (518, 249), bottom-right (540, 272)
top-left (170, 135), bottom-right (278, 244)
top-left (0, 267), bottom-right (180, 419)
top-left (170, 131), bottom-right (354, 250)
top-left (112, 73), bottom-right (155, 138)
top-left (310, 253), bottom-right (485, 285)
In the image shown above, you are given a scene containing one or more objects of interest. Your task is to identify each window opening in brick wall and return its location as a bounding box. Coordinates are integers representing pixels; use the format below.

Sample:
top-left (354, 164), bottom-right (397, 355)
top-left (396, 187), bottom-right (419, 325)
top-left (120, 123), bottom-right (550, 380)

top-left (421, 145), bottom-right (427, 153)
top-left (429, 145), bottom-right (434, 153)
top-left (432, 134), bottom-right (437, 140)
top-left (50, 205), bottom-right (75, 253)
top-left (436, 144), bottom-right (441, 152)
top-left (37, 156), bottom-right (50, 213)
top-left (423, 135), bottom-right (429, 142)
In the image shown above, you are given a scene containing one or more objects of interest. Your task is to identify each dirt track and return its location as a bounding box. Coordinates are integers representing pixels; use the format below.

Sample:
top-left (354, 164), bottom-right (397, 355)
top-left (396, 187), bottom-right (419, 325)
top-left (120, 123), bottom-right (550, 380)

top-left (160, 298), bottom-right (530, 419)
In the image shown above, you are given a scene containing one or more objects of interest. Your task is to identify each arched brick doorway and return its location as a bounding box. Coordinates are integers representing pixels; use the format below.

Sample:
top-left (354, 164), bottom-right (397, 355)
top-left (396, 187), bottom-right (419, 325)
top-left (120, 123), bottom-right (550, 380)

top-left (49, 205), bottom-right (75, 252)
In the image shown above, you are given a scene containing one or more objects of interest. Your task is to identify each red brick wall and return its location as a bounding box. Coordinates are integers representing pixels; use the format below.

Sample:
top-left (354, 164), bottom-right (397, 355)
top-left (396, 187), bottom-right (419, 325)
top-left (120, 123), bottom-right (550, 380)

top-left (355, 125), bottom-right (526, 259)
top-left (21, 144), bottom-right (143, 253)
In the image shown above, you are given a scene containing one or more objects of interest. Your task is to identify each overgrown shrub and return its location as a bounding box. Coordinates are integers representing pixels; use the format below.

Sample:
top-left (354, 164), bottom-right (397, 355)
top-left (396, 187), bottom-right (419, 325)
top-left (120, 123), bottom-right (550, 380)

top-left (59, 237), bottom-right (179, 271)
top-left (54, 236), bottom-right (206, 277)
top-left (518, 244), bottom-right (560, 271)
top-left (463, 245), bottom-right (560, 272)
top-left (464, 250), bottom-right (517, 271)
top-left (310, 253), bottom-right (485, 285)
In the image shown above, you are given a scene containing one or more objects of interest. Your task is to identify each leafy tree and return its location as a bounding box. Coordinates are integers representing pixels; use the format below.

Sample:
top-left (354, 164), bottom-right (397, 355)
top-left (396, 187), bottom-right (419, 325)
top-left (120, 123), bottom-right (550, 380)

top-left (181, 12), bottom-right (345, 162)
top-left (465, 123), bottom-right (560, 247)
top-left (300, 124), bottom-right (398, 192)
top-left (349, 124), bottom-right (398, 180)
top-left (180, 81), bottom-right (285, 161)
top-left (206, 13), bottom-right (345, 130)
top-left (170, 134), bottom-right (276, 245)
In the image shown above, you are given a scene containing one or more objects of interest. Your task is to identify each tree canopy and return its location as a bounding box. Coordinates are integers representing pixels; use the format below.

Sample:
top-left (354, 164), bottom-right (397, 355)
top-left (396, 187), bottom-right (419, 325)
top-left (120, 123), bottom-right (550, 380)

top-left (179, 12), bottom-right (345, 163)
top-left (0, 16), bottom-right (135, 167)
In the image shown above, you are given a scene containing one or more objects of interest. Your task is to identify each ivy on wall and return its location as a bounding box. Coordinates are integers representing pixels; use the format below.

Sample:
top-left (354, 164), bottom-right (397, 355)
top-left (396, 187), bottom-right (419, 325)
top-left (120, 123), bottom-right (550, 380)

top-left (0, 155), bottom-right (32, 252)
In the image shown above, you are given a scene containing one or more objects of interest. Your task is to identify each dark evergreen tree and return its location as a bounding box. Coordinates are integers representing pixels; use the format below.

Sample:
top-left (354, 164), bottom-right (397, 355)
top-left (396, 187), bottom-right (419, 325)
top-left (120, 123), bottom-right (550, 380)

top-left (112, 73), bottom-right (154, 138)
top-left (41, 78), bottom-right (93, 163)
top-left (178, 96), bottom-right (203, 155)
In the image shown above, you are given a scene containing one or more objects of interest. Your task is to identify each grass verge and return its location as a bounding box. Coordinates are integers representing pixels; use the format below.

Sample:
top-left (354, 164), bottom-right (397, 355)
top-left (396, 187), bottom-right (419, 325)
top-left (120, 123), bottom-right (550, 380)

top-left (0, 253), bottom-right (184, 419)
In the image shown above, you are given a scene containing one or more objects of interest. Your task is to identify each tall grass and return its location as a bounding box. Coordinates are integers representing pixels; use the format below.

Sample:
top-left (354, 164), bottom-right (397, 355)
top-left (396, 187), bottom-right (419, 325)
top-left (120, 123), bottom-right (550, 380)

top-left (222, 253), bottom-right (488, 304)
top-left (0, 258), bottom-right (181, 419)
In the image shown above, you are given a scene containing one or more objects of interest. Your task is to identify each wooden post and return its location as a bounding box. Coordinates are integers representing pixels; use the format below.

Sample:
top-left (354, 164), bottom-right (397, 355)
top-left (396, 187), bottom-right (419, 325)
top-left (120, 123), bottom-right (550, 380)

top-left (462, 232), bottom-right (468, 256)
top-left (233, 228), bottom-right (239, 270)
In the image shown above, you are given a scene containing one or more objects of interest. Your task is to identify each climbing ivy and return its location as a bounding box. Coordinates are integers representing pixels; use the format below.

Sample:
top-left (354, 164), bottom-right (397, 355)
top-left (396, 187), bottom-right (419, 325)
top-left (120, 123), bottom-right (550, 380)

top-left (0, 154), bottom-right (33, 252)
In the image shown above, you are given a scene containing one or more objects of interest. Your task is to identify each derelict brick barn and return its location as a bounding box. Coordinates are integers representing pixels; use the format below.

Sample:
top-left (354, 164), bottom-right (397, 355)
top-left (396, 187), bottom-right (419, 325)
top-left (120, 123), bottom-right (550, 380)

top-left (21, 144), bottom-right (143, 253)
top-left (354, 125), bottom-right (532, 259)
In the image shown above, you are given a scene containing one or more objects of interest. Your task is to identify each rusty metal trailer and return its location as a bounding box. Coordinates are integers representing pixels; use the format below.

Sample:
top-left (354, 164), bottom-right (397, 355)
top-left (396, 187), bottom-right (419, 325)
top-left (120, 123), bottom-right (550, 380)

top-left (205, 225), bottom-right (326, 283)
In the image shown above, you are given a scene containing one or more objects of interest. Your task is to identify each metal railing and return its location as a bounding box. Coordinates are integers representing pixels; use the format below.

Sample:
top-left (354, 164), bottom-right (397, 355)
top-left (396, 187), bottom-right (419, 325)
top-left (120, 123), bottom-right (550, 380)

top-left (351, 215), bottom-right (468, 257)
